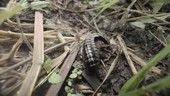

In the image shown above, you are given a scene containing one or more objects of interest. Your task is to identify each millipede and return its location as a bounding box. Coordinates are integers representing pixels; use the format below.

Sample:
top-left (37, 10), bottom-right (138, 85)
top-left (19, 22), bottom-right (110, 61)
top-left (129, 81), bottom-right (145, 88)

top-left (83, 33), bottom-right (110, 74)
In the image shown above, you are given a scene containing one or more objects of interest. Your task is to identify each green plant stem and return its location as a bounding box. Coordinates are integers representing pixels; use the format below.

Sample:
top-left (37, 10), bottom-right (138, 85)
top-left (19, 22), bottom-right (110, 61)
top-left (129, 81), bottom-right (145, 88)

top-left (119, 44), bottom-right (170, 95)
top-left (120, 75), bottom-right (170, 96)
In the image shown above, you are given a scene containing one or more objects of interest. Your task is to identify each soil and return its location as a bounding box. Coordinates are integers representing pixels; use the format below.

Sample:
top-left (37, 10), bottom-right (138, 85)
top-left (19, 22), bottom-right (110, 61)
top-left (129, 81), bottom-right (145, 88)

top-left (0, 0), bottom-right (170, 96)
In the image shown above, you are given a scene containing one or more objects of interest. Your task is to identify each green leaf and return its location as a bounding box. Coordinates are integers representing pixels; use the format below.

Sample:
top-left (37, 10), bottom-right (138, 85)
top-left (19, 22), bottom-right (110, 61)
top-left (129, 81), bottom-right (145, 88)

top-left (156, 14), bottom-right (170, 20)
top-left (91, 0), bottom-right (119, 22)
top-left (43, 58), bottom-right (52, 73)
top-left (65, 86), bottom-right (74, 93)
top-left (139, 18), bottom-right (156, 23)
top-left (68, 81), bottom-right (72, 86)
top-left (30, 1), bottom-right (49, 10)
top-left (0, 4), bottom-right (23, 23)
top-left (130, 21), bottom-right (145, 29)
top-left (157, 26), bottom-right (165, 33)
top-left (69, 73), bottom-right (77, 79)
top-left (152, 0), bottom-right (170, 13)
top-left (152, 2), bottom-right (164, 13)
top-left (65, 86), bottom-right (71, 93)
top-left (48, 72), bottom-right (62, 84)
top-left (136, 14), bottom-right (170, 24)
top-left (76, 70), bottom-right (82, 75)
top-left (153, 0), bottom-right (170, 3)
top-left (78, 76), bottom-right (82, 79)
top-left (72, 68), bottom-right (78, 73)
top-left (68, 93), bottom-right (75, 96)
top-left (119, 44), bottom-right (170, 95)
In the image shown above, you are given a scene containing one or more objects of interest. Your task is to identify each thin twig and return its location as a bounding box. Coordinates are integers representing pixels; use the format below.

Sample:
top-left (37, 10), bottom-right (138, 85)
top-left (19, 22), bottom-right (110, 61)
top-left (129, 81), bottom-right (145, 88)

top-left (0, 30), bottom-right (78, 42)
top-left (119, 0), bottom-right (138, 25)
top-left (15, 15), bottom-right (33, 51)
top-left (93, 20), bottom-right (103, 35)
top-left (117, 34), bottom-right (137, 74)
top-left (0, 36), bottom-right (23, 66)
top-left (0, 40), bottom-right (74, 76)
top-left (148, 30), bottom-right (166, 46)
top-left (6, 19), bottom-right (58, 29)
top-left (124, 9), bottom-right (170, 24)
top-left (92, 52), bottom-right (120, 96)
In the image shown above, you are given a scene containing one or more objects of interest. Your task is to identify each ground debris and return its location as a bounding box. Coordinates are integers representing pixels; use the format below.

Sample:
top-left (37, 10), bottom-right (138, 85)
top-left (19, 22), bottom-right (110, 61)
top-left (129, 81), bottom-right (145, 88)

top-left (0, 0), bottom-right (170, 96)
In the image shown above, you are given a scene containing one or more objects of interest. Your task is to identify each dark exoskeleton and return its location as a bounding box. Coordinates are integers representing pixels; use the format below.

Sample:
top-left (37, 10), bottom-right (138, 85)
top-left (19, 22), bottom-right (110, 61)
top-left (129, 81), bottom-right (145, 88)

top-left (83, 33), bottom-right (110, 75)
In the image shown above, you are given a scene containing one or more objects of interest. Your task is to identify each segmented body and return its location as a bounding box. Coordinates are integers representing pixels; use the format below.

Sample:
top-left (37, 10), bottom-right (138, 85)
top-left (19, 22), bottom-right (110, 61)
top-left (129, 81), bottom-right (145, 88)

top-left (83, 33), bottom-right (109, 71)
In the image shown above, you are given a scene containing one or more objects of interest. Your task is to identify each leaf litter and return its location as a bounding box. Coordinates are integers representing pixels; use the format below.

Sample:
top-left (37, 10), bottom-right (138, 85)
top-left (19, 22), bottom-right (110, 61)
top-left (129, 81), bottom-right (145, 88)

top-left (0, 0), bottom-right (170, 96)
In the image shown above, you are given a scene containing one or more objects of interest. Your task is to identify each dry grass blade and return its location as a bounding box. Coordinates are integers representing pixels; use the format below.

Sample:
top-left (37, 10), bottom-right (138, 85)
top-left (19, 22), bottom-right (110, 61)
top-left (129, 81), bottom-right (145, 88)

top-left (0, 40), bottom-right (73, 76)
top-left (0, 36), bottom-right (23, 66)
top-left (92, 53), bottom-right (120, 96)
top-left (0, 30), bottom-right (55, 40)
top-left (117, 34), bottom-right (137, 74)
top-left (148, 30), bottom-right (166, 46)
top-left (51, 32), bottom-right (70, 68)
top-left (46, 43), bottom-right (80, 96)
top-left (2, 80), bottom-right (22, 96)
top-left (35, 52), bottom-right (68, 89)
top-left (119, 0), bottom-right (138, 25)
top-left (17, 11), bottom-right (44, 96)
top-left (57, 32), bottom-right (70, 51)
top-left (0, 30), bottom-right (77, 43)
top-left (35, 32), bottom-right (70, 88)
top-left (127, 50), bottom-right (161, 74)
top-left (16, 15), bottom-right (33, 51)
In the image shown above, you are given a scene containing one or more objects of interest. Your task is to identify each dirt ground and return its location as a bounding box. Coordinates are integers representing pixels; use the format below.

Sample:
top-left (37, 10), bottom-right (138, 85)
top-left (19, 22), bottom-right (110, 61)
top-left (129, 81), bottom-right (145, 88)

top-left (0, 0), bottom-right (170, 96)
